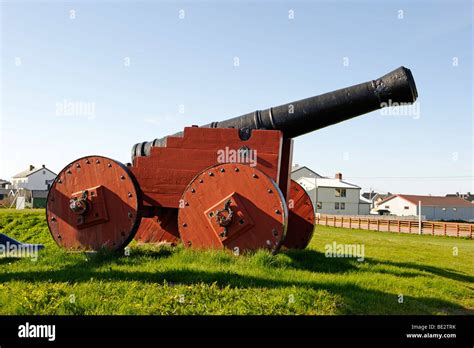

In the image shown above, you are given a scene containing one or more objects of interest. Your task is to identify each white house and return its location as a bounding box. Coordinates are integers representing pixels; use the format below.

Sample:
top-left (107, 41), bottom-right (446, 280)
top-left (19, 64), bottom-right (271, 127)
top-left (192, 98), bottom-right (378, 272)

top-left (361, 191), bottom-right (393, 211)
top-left (376, 194), bottom-right (474, 221)
top-left (11, 165), bottom-right (57, 191)
top-left (291, 167), bottom-right (370, 215)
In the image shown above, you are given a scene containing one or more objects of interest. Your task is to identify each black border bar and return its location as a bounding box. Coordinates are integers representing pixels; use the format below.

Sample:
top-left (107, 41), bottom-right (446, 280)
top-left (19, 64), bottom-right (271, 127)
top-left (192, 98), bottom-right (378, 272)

top-left (0, 315), bottom-right (472, 346)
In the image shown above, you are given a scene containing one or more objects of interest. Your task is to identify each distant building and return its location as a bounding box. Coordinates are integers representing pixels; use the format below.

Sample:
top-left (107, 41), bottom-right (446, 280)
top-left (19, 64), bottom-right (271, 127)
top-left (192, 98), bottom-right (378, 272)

top-left (291, 169), bottom-right (370, 215)
top-left (376, 194), bottom-right (474, 221)
top-left (0, 179), bottom-right (10, 188)
top-left (11, 165), bottom-right (57, 191)
top-left (361, 191), bottom-right (393, 210)
top-left (0, 179), bottom-right (11, 200)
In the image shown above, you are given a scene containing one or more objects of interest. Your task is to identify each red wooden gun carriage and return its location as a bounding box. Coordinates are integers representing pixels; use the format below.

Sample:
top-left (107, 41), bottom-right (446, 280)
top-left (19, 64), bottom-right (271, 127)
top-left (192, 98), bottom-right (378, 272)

top-left (46, 67), bottom-right (418, 253)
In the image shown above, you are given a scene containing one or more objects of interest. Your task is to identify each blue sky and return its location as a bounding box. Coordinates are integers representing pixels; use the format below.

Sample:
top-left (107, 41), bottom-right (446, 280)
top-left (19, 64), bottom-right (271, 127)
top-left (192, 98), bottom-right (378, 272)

top-left (1, 0), bottom-right (472, 195)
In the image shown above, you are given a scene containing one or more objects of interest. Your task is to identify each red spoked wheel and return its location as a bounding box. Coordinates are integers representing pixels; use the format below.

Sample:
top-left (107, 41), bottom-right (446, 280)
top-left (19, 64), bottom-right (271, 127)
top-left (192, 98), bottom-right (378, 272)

top-left (46, 155), bottom-right (141, 251)
top-left (177, 163), bottom-right (288, 254)
top-left (282, 179), bottom-right (315, 249)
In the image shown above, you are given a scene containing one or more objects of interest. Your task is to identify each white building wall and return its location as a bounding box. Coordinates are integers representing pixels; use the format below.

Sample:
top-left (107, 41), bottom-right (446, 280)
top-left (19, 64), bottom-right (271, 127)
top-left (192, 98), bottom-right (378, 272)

top-left (316, 187), bottom-right (361, 215)
top-left (381, 196), bottom-right (474, 221)
top-left (12, 170), bottom-right (56, 191)
top-left (359, 203), bottom-right (371, 215)
top-left (420, 206), bottom-right (473, 221)
top-left (379, 196), bottom-right (417, 216)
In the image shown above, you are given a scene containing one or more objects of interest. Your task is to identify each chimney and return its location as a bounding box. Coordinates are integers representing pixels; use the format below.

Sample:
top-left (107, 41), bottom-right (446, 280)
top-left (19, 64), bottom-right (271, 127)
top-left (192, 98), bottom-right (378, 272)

top-left (29, 165), bottom-right (35, 171)
top-left (456, 192), bottom-right (459, 197)
top-left (42, 164), bottom-right (45, 168)
top-left (335, 172), bottom-right (342, 180)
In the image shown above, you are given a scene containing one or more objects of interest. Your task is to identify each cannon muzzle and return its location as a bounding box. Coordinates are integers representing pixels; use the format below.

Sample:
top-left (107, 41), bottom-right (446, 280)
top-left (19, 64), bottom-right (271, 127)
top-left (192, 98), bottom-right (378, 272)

top-left (133, 66), bottom-right (417, 159)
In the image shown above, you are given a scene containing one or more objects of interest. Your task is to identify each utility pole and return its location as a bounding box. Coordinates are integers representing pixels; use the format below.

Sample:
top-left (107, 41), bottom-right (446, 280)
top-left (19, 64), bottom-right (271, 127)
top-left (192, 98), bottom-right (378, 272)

top-left (418, 200), bottom-right (422, 235)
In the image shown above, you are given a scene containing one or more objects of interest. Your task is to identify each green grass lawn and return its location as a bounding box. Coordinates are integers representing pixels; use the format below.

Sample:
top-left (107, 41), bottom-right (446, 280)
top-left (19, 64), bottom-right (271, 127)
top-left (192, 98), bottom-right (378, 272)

top-left (0, 209), bottom-right (472, 315)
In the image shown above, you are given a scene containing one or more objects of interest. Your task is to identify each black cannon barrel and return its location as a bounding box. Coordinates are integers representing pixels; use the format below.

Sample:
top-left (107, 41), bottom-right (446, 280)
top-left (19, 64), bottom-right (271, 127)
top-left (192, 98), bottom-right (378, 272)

top-left (132, 66), bottom-right (417, 159)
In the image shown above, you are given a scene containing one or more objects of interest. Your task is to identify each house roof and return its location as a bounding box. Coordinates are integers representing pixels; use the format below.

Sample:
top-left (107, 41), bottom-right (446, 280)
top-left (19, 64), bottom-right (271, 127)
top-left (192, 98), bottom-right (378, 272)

top-left (291, 166), bottom-right (323, 178)
top-left (12, 166), bottom-right (56, 179)
top-left (362, 192), bottom-right (392, 200)
top-left (380, 194), bottom-right (474, 207)
top-left (292, 166), bottom-right (361, 189)
top-left (297, 176), bottom-right (360, 189)
top-left (297, 177), bottom-right (317, 191)
top-left (315, 178), bottom-right (360, 189)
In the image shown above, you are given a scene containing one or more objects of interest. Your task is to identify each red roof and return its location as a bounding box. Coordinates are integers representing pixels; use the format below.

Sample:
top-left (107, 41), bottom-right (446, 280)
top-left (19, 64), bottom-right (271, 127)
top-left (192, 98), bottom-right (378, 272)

top-left (382, 194), bottom-right (473, 207)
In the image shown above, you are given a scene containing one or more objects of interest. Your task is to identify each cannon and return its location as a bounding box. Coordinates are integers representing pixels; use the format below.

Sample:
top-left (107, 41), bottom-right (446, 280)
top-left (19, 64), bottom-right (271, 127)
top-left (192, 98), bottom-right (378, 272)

top-left (46, 66), bottom-right (418, 252)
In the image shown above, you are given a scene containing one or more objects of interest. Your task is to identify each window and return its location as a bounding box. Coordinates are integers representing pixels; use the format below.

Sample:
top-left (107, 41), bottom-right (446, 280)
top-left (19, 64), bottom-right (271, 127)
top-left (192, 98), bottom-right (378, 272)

top-left (404, 206), bottom-right (409, 210)
top-left (340, 202), bottom-right (345, 210)
top-left (335, 188), bottom-right (346, 197)
top-left (43, 170), bottom-right (46, 174)
top-left (335, 202), bottom-right (340, 210)
top-left (385, 205), bottom-right (389, 209)
top-left (453, 207), bottom-right (457, 211)
top-left (317, 202), bottom-right (322, 209)
top-left (442, 207), bottom-right (446, 211)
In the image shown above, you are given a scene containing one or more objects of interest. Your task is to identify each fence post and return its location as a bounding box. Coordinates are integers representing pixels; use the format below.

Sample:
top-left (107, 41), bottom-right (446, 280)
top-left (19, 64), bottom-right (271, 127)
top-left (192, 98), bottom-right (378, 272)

top-left (341, 216), bottom-right (344, 228)
top-left (377, 219), bottom-right (380, 231)
top-left (456, 224), bottom-right (459, 237)
top-left (358, 218), bottom-right (361, 229)
top-left (470, 224), bottom-right (473, 239)
top-left (444, 223), bottom-right (447, 236)
top-left (388, 220), bottom-right (390, 232)
top-left (325, 215), bottom-right (328, 225)
top-left (333, 216), bottom-right (336, 227)
top-left (349, 217), bottom-right (352, 229)
top-left (408, 221), bottom-right (412, 233)
top-left (398, 220), bottom-right (400, 233)
top-left (432, 223), bottom-right (435, 236)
